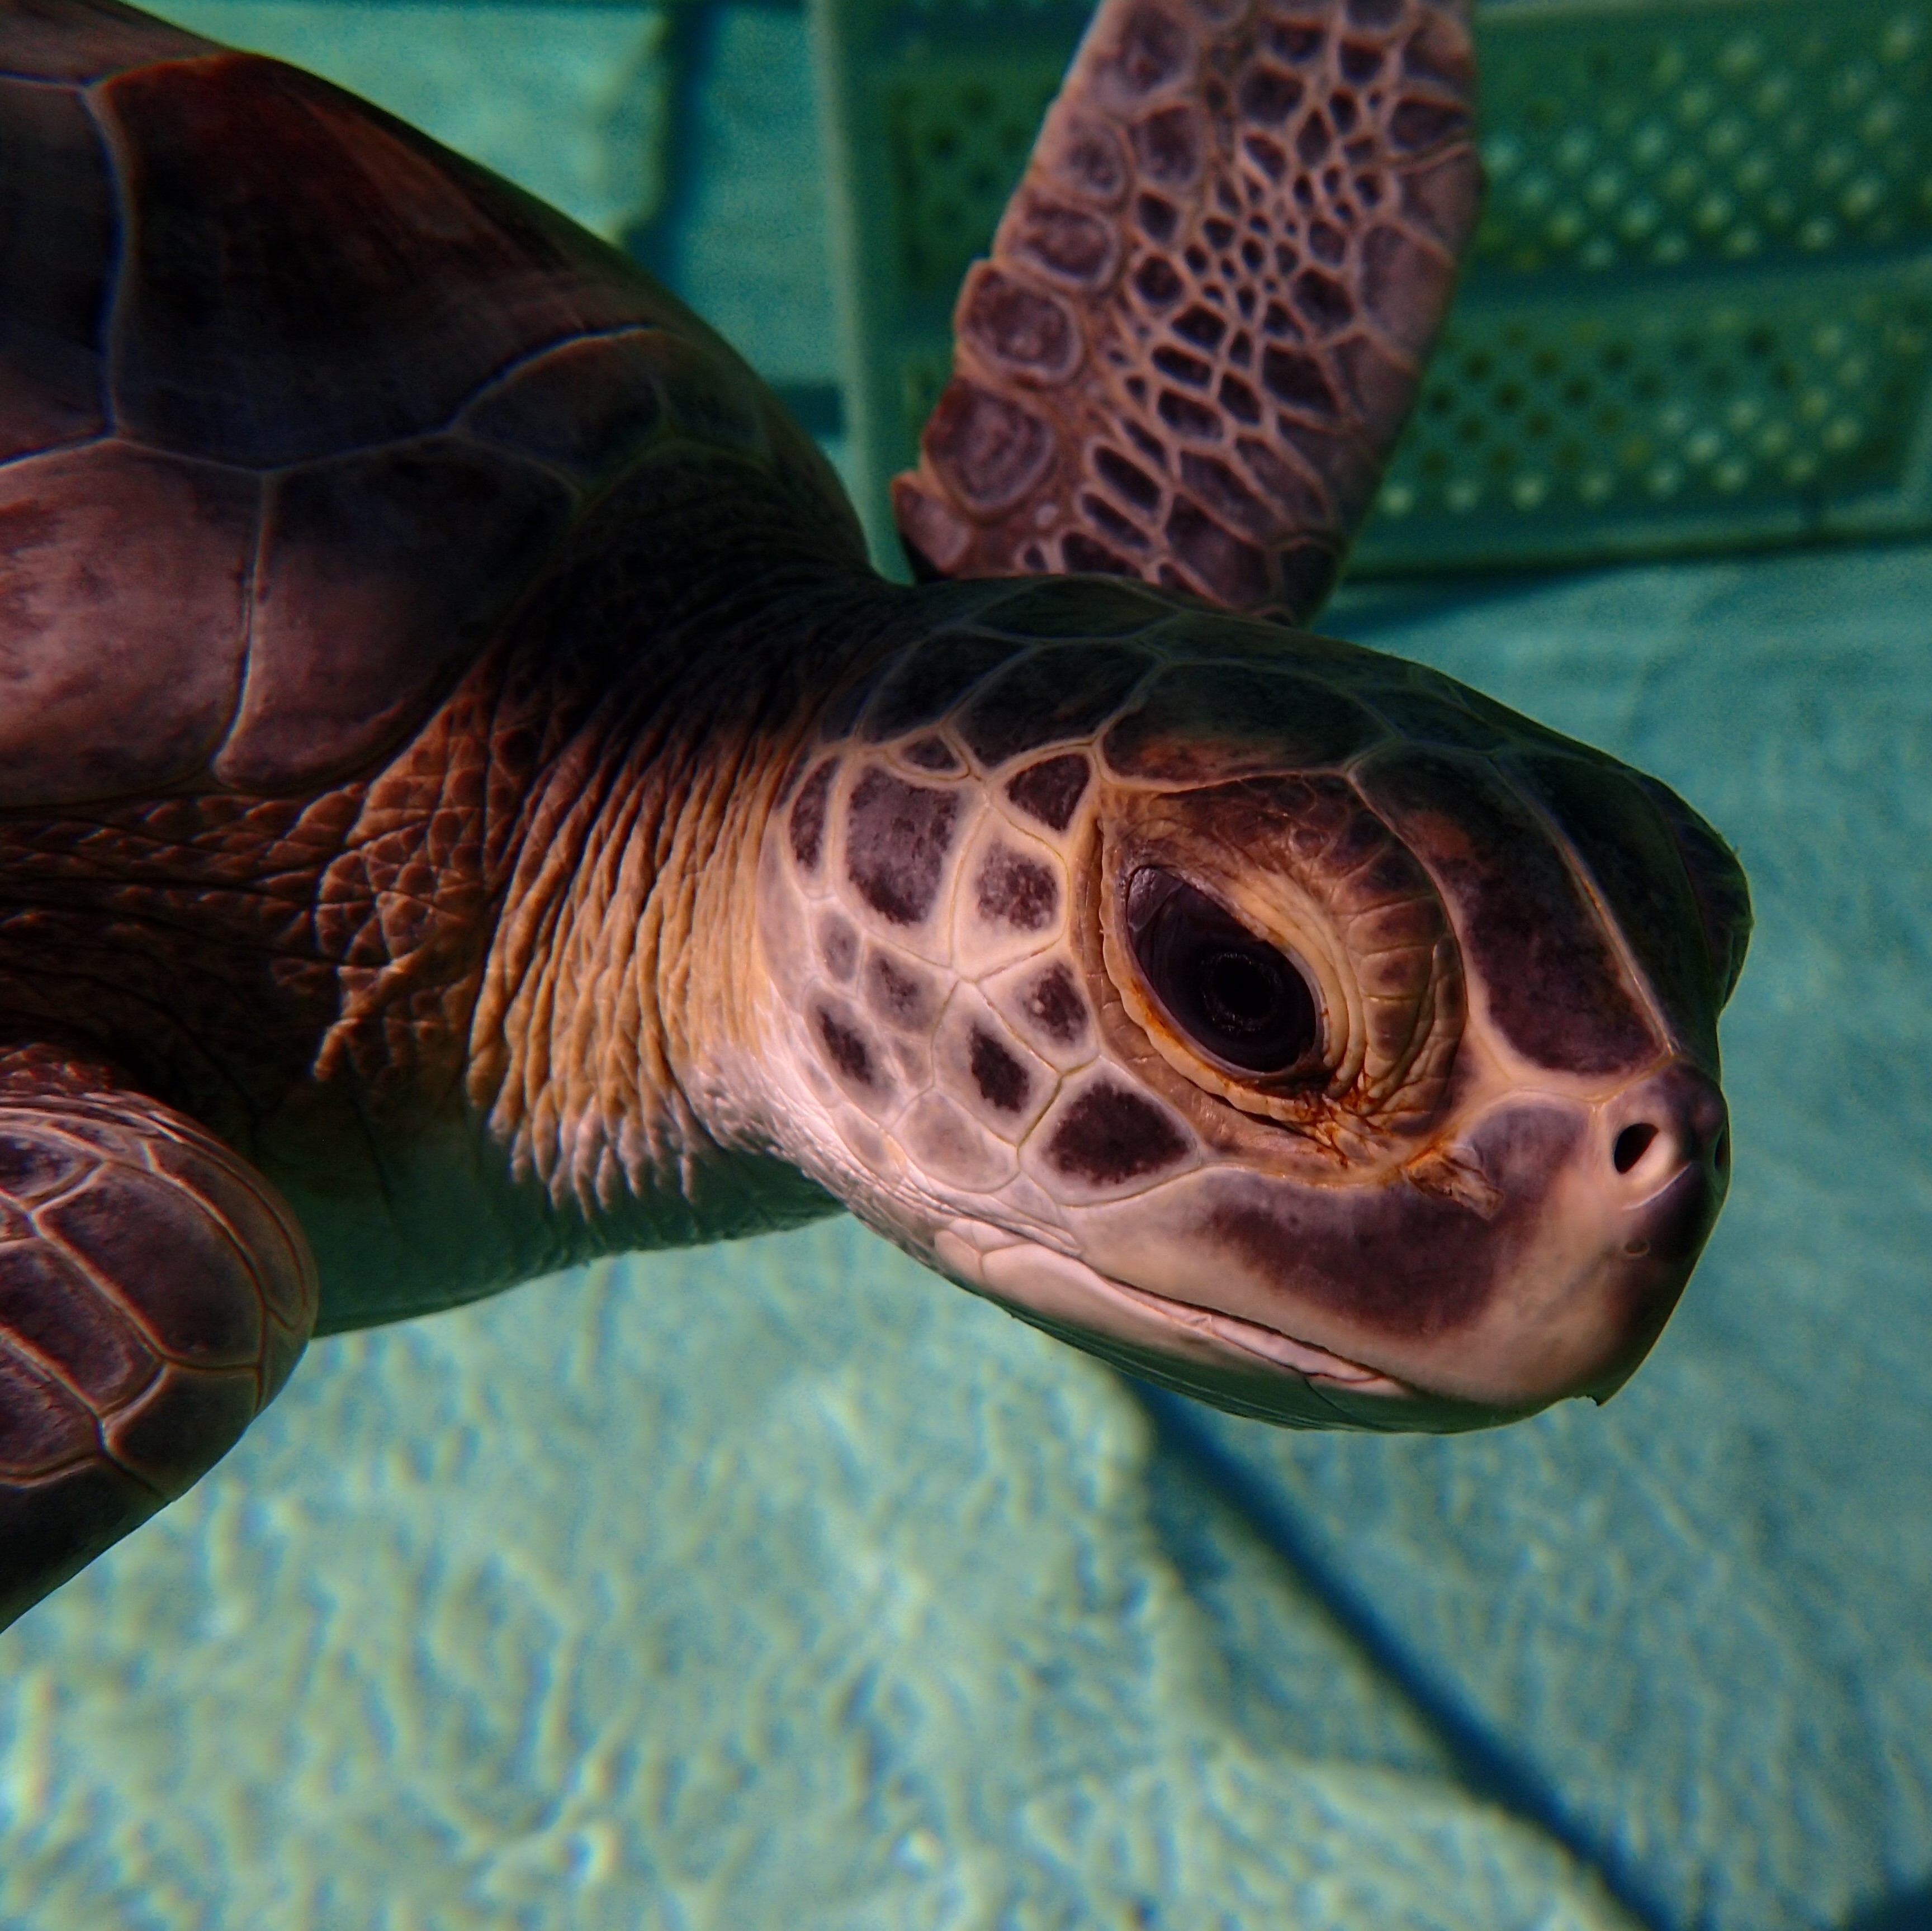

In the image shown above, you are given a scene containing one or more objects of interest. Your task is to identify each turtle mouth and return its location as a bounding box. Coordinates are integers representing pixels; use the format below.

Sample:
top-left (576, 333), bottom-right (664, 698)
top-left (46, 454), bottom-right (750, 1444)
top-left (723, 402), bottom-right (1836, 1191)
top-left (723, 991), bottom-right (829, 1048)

top-left (1101, 1269), bottom-right (1407, 1390)
top-left (931, 1220), bottom-right (1430, 1424)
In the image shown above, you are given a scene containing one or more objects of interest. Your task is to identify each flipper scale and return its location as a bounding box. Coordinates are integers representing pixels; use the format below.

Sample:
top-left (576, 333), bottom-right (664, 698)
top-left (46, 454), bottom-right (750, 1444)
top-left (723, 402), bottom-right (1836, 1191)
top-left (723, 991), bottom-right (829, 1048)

top-left (0, 1044), bottom-right (316, 1629)
top-left (896, 0), bottom-right (1481, 620)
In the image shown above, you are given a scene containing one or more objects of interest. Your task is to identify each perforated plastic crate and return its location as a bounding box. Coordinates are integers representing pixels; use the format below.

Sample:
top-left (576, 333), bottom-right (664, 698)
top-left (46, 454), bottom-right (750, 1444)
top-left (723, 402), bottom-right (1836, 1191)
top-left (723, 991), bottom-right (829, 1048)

top-left (810, 0), bottom-right (1932, 577)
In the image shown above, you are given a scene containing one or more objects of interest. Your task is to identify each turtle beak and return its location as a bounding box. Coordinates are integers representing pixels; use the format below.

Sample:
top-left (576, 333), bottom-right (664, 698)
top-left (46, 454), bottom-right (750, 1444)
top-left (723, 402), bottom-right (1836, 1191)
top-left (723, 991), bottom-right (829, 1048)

top-left (1574, 1059), bottom-right (1731, 1403)
top-left (1286, 1054), bottom-right (1732, 1416)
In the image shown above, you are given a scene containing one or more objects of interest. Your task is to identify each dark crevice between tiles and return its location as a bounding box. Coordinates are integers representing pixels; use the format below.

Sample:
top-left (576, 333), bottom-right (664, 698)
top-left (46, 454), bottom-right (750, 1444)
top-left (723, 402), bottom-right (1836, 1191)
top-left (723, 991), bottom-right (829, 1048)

top-left (1135, 1385), bottom-right (1680, 1931)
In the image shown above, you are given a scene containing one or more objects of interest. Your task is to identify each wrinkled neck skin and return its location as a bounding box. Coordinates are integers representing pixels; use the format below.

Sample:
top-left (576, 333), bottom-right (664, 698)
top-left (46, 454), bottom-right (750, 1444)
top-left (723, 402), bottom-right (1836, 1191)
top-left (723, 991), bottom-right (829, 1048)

top-left (461, 540), bottom-right (913, 1275)
top-left (271, 454), bottom-right (920, 1332)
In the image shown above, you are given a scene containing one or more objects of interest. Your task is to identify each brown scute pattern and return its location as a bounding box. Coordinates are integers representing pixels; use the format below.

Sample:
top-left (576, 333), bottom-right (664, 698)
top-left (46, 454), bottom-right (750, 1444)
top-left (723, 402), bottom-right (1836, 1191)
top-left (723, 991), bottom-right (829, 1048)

top-left (956, 644), bottom-right (1153, 767)
top-left (860, 633), bottom-right (1024, 741)
top-left (0, 444), bottom-right (254, 807)
top-left (894, 0), bottom-right (1479, 621)
top-left (0, 17), bottom-right (860, 804)
top-left (0, 1345), bottom-right (96, 1474)
top-left (1101, 657), bottom-right (1384, 783)
top-left (865, 950), bottom-right (940, 1031)
top-left (0, 1457), bottom-right (157, 1635)
top-left (1361, 680), bottom-right (1509, 752)
top-left (214, 438), bottom-right (574, 792)
top-left (960, 267), bottom-right (1083, 385)
top-left (1060, 532), bottom-right (1140, 576)
top-left (142, 1133), bottom-right (314, 1332)
top-left (42, 1174), bottom-right (264, 1368)
top-left (1512, 752), bottom-right (1730, 1068)
top-left (788, 760), bottom-right (836, 872)
top-left (981, 577), bottom-right (1168, 639)
top-left (103, 54), bottom-right (669, 468)
top-left (1044, 1079), bottom-right (1192, 1188)
top-left (106, 1362), bottom-right (261, 1492)
top-left (817, 912), bottom-right (858, 980)
top-left (647, 329), bottom-right (777, 459)
top-left (1020, 962), bottom-right (1091, 1046)
top-left (1358, 748), bottom-right (1658, 1076)
top-left (813, 1002), bottom-right (884, 1093)
top-left (1005, 753), bottom-right (1092, 832)
top-left (0, 0), bottom-right (214, 84)
top-left (969, 1026), bottom-right (1033, 1114)
top-left (458, 330), bottom-right (667, 486)
top-left (844, 767), bottom-right (962, 926)
top-left (0, 81), bottom-right (112, 458)
top-left (901, 734), bottom-right (963, 773)
top-left (0, 1244), bottom-right (153, 1408)
top-left (1139, 604), bottom-right (1367, 668)
top-left (0, 1048), bottom-right (317, 1630)
top-left (0, 1128), bottom-right (88, 1203)
top-left (1006, 196), bottom-right (1121, 289)
top-left (975, 844), bottom-right (1059, 932)
top-left (903, 382), bottom-right (1053, 539)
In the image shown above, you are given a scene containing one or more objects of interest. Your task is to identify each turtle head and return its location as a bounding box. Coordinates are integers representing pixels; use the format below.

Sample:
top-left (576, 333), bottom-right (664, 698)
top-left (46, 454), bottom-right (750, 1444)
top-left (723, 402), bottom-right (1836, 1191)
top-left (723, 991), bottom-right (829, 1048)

top-left (747, 579), bottom-right (1746, 1432)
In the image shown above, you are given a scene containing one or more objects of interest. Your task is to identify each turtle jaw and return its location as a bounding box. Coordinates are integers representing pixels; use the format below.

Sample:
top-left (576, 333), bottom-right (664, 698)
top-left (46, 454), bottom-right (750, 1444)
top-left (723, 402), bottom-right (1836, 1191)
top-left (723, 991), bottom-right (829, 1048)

top-left (926, 1055), bottom-right (1729, 1433)
top-left (932, 1220), bottom-right (1510, 1432)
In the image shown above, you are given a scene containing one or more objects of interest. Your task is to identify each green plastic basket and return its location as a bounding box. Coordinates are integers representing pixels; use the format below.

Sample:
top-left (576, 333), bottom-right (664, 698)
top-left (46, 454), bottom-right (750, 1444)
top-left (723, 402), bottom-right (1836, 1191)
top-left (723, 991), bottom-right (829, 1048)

top-left (810, 0), bottom-right (1932, 577)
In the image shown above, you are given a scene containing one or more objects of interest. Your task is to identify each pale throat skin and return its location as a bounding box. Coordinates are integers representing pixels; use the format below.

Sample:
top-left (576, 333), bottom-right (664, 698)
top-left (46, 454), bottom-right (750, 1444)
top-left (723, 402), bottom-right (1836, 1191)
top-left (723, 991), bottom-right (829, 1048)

top-left (280, 500), bottom-right (902, 1331)
top-left (0, 462), bottom-right (879, 1336)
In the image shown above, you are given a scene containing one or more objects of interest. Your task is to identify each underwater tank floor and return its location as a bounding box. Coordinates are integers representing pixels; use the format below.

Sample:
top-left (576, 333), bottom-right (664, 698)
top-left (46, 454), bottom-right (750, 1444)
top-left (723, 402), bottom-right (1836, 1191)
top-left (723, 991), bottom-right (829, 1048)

top-left (4, 3), bottom-right (1930, 1926)
top-left (2, 542), bottom-right (1927, 1931)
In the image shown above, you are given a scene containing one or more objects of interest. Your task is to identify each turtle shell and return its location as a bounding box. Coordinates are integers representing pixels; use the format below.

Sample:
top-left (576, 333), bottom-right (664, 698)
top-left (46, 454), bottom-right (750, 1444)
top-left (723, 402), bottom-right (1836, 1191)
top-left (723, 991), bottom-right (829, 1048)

top-left (0, 0), bottom-right (860, 805)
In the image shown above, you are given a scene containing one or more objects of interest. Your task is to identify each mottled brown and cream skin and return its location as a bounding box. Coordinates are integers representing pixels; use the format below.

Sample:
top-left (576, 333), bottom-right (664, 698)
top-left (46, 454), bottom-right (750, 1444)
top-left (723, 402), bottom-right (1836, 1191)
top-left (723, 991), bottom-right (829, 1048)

top-left (741, 578), bottom-right (1742, 1432)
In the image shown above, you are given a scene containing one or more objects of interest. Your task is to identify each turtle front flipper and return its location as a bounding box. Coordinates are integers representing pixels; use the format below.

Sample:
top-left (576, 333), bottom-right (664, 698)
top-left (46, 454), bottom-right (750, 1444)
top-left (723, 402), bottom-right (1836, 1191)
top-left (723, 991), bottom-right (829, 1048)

top-left (0, 1045), bottom-right (315, 1630)
top-left (893, 0), bottom-right (1481, 620)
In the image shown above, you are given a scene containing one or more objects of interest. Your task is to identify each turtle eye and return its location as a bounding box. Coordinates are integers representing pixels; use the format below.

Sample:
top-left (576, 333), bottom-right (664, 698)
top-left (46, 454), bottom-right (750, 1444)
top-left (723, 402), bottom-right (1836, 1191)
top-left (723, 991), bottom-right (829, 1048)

top-left (1124, 870), bottom-right (1320, 1078)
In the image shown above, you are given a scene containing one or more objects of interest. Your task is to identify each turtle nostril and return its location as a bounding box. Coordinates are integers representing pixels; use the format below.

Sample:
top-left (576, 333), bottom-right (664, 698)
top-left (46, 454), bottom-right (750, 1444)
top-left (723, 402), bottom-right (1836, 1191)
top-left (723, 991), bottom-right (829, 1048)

top-left (1613, 1122), bottom-right (1659, 1175)
top-left (1713, 1127), bottom-right (1730, 1176)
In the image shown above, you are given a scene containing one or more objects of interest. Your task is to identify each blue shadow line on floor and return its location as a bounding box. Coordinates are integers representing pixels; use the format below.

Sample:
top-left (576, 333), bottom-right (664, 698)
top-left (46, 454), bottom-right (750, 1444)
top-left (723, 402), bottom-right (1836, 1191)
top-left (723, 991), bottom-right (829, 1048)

top-left (1136, 1386), bottom-right (1679, 1931)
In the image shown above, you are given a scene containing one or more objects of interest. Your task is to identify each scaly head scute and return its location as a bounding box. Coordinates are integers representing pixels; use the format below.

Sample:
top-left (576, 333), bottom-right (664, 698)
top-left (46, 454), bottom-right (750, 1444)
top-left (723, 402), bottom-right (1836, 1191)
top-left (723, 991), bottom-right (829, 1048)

top-left (750, 578), bottom-right (1744, 1432)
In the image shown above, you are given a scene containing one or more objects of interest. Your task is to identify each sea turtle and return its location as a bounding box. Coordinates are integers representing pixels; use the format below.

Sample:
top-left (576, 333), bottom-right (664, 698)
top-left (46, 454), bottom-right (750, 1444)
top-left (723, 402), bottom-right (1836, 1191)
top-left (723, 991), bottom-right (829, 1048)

top-left (0, 0), bottom-right (1745, 1631)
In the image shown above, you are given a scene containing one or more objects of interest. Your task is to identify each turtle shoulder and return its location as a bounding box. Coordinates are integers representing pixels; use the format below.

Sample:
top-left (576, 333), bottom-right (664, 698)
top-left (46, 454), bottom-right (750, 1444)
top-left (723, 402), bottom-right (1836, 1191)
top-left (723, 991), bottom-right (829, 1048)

top-left (0, 0), bottom-right (863, 806)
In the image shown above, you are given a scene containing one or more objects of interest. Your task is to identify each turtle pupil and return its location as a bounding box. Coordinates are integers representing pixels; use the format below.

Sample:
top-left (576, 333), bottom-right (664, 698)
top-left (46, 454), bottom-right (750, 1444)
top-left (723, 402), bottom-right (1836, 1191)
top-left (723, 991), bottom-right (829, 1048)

top-left (1200, 949), bottom-right (1282, 1033)
top-left (1124, 870), bottom-right (1319, 1077)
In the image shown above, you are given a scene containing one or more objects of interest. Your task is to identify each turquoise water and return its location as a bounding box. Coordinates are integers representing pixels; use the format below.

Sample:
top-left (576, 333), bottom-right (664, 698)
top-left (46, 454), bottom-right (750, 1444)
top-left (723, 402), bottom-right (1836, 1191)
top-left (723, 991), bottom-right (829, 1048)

top-left (2, 6), bottom-right (1929, 1928)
